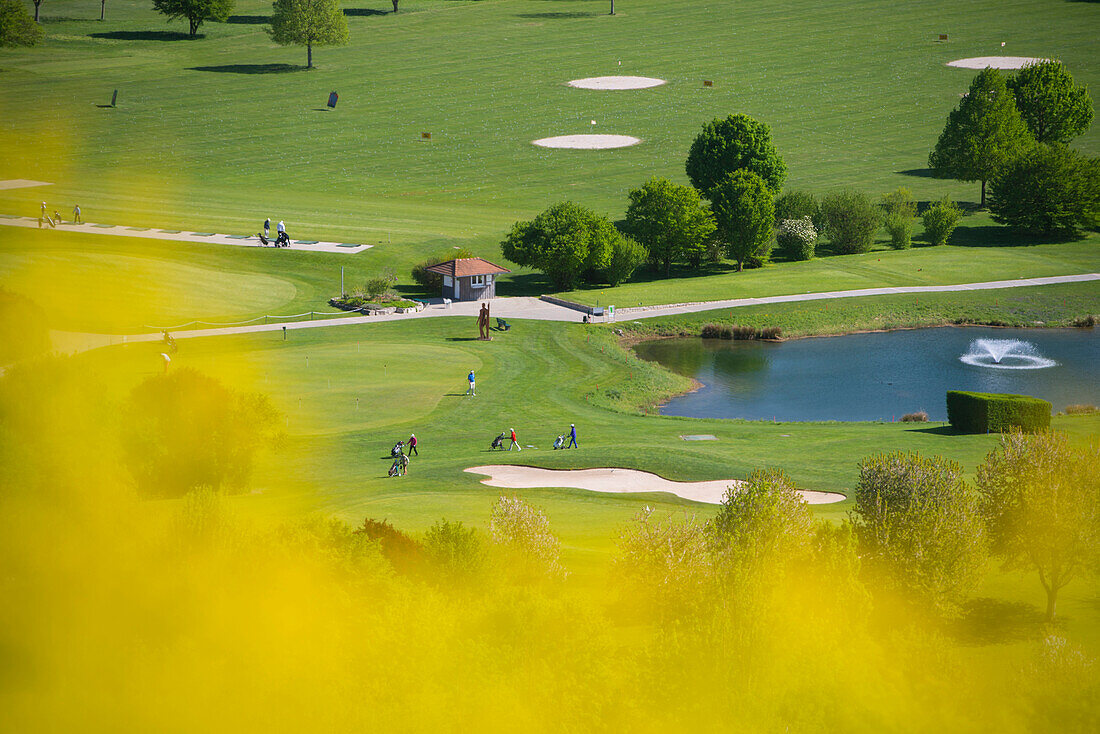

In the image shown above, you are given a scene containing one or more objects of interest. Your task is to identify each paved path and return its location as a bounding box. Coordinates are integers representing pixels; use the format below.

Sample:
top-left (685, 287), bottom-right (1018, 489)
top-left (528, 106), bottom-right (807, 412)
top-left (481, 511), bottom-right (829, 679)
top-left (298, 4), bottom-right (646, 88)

top-left (59, 273), bottom-right (1098, 352)
top-left (0, 215), bottom-right (372, 254)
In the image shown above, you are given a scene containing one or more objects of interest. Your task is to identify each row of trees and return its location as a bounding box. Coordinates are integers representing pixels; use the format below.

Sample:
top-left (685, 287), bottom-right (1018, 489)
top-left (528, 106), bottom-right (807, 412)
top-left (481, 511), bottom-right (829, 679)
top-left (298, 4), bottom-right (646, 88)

top-left (930, 62), bottom-right (1097, 235)
top-left (616, 432), bottom-right (1098, 624)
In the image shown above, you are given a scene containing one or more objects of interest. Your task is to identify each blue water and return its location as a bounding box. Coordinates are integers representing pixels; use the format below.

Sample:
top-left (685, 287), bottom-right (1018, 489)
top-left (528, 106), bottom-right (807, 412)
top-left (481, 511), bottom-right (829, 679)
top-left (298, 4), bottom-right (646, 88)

top-left (634, 327), bottom-right (1099, 422)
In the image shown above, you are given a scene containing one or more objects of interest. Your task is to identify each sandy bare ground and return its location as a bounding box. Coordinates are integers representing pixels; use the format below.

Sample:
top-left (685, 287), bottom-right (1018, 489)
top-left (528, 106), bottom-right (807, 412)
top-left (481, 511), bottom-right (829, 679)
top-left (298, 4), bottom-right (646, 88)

top-left (0, 179), bottom-right (52, 190)
top-left (532, 134), bottom-right (641, 149)
top-left (0, 215), bottom-right (371, 254)
top-left (466, 465), bottom-right (846, 505)
top-left (947, 56), bottom-right (1047, 70)
top-left (567, 76), bottom-right (666, 90)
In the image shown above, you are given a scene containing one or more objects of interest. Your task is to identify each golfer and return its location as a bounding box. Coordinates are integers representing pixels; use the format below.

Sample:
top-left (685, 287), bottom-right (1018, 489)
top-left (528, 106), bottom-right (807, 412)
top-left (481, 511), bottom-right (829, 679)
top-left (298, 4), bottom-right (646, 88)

top-left (568, 423), bottom-right (578, 449)
top-left (509, 428), bottom-right (521, 451)
top-left (466, 370), bottom-right (476, 396)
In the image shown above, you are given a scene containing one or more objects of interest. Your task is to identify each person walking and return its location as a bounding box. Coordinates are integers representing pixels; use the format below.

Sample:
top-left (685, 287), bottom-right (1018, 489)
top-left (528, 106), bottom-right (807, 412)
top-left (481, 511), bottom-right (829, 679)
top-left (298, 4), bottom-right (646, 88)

top-left (466, 370), bottom-right (476, 396)
top-left (276, 220), bottom-right (285, 236)
top-left (408, 433), bottom-right (418, 456)
top-left (509, 428), bottom-right (522, 451)
top-left (264, 218), bottom-right (271, 239)
top-left (72, 204), bottom-right (82, 224)
top-left (568, 423), bottom-right (578, 449)
top-left (39, 201), bottom-right (46, 228)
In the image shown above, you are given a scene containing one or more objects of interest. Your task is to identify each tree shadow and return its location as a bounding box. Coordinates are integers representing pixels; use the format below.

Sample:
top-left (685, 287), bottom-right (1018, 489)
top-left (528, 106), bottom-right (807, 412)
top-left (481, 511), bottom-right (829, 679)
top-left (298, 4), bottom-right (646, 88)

top-left (90, 30), bottom-right (200, 41)
top-left (226, 15), bottom-right (271, 24)
top-left (344, 8), bottom-right (389, 15)
top-left (947, 598), bottom-right (1048, 645)
top-left (916, 199), bottom-right (981, 215)
top-left (516, 11), bottom-right (599, 18)
top-left (897, 168), bottom-right (939, 178)
top-left (943, 224), bottom-right (1079, 247)
top-left (189, 63), bottom-right (307, 74)
top-left (904, 425), bottom-right (959, 435)
top-left (445, 337), bottom-right (482, 342)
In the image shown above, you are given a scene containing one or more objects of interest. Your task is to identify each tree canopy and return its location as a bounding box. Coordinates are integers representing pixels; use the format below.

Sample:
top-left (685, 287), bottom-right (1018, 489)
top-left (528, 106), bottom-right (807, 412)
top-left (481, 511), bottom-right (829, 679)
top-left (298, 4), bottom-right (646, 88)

top-left (1008, 60), bottom-right (1094, 144)
top-left (929, 67), bottom-right (1034, 207)
top-left (976, 431), bottom-right (1100, 621)
top-left (0, 0), bottom-right (42, 46)
top-left (708, 170), bottom-right (774, 272)
top-left (988, 143), bottom-right (1100, 237)
top-left (501, 201), bottom-right (637, 290)
top-left (268, 0), bottom-right (348, 68)
top-left (685, 114), bottom-right (787, 196)
top-left (152, 0), bottom-right (233, 37)
top-left (623, 176), bottom-right (716, 276)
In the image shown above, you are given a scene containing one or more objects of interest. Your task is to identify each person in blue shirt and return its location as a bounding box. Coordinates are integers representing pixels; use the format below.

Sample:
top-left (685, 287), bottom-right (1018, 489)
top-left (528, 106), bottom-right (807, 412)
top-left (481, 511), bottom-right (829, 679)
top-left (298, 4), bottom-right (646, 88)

top-left (568, 423), bottom-right (578, 449)
top-left (466, 370), bottom-right (476, 396)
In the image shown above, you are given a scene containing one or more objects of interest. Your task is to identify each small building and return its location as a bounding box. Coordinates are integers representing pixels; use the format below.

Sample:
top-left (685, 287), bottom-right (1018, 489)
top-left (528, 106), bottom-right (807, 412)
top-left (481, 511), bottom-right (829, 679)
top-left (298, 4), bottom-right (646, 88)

top-left (424, 257), bottom-right (510, 301)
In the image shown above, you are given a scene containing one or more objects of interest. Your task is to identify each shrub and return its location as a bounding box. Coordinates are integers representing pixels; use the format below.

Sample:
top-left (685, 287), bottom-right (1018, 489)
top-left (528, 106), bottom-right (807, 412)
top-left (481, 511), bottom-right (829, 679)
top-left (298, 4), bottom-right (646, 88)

top-left (603, 234), bottom-right (648, 286)
top-left (701, 324), bottom-right (724, 339)
top-left (363, 270), bottom-right (398, 300)
top-left (1063, 404), bottom-right (1098, 415)
top-left (853, 452), bottom-right (986, 614)
top-left (922, 197), bottom-right (963, 246)
top-left (701, 324), bottom-right (780, 340)
top-left (422, 519), bottom-right (484, 580)
top-left (1073, 314), bottom-right (1096, 328)
top-left (775, 216), bottom-right (817, 260)
top-left (946, 390), bottom-right (1052, 433)
top-left (900, 411), bottom-right (928, 422)
top-left (773, 190), bottom-right (821, 229)
top-left (489, 495), bottom-right (565, 579)
top-left (0, 0), bottom-right (43, 47)
top-left (884, 212), bottom-right (913, 249)
top-left (614, 508), bottom-right (713, 620)
top-left (355, 518), bottom-right (423, 574)
top-left (819, 190), bottom-right (881, 254)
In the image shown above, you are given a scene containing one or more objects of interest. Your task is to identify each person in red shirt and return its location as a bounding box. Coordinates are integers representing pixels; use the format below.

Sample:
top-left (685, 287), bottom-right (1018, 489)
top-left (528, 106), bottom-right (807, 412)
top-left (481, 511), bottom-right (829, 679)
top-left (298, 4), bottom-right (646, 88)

top-left (508, 428), bottom-right (522, 452)
top-left (408, 433), bottom-right (418, 456)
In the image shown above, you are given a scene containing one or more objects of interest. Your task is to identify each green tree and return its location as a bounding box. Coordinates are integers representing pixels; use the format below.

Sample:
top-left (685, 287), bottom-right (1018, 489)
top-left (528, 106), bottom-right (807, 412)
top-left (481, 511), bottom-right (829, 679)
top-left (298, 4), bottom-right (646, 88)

top-left (686, 114), bottom-right (787, 196)
top-left (988, 144), bottom-right (1100, 236)
top-left (151, 0), bottom-right (233, 37)
top-left (921, 196), bottom-right (963, 246)
top-left (500, 201), bottom-right (618, 290)
top-left (623, 176), bottom-right (716, 276)
top-left (489, 495), bottom-right (565, 580)
top-left (819, 190), bottom-right (880, 254)
top-left (976, 431), bottom-right (1100, 622)
top-left (268, 0), bottom-right (348, 69)
top-left (123, 369), bottom-right (281, 498)
top-left (1, 0), bottom-right (41, 42)
top-left (1008, 60), bottom-right (1094, 144)
top-left (423, 519), bottom-right (485, 581)
top-left (603, 233), bottom-right (647, 286)
top-left (929, 67), bottom-right (1034, 207)
top-left (852, 452), bottom-right (986, 614)
top-left (709, 170), bottom-right (775, 271)
top-left (881, 188), bottom-right (917, 250)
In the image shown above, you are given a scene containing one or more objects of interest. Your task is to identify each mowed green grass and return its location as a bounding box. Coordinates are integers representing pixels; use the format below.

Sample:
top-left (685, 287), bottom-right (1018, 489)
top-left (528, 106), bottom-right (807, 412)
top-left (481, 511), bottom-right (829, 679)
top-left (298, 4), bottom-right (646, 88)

top-left (1, 0), bottom-right (1097, 257)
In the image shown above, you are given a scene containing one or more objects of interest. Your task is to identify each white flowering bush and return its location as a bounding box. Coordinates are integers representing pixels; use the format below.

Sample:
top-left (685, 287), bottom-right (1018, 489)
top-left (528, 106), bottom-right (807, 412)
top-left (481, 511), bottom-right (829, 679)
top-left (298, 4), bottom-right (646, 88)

top-left (776, 216), bottom-right (817, 261)
top-left (489, 495), bottom-right (566, 579)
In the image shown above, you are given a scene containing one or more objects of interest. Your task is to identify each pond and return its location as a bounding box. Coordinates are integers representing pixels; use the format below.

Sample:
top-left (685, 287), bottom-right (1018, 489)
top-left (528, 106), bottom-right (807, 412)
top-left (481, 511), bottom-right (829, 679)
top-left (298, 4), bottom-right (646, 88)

top-left (634, 327), bottom-right (1099, 422)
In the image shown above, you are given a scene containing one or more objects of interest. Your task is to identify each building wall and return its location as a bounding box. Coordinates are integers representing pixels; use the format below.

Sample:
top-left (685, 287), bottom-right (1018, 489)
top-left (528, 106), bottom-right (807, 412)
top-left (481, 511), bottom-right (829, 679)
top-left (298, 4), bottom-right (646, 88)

top-left (454, 276), bottom-right (496, 301)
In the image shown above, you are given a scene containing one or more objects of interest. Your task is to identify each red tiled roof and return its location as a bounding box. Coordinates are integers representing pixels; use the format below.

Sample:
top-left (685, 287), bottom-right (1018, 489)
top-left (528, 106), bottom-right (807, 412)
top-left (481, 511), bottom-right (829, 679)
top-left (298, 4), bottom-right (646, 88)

top-left (423, 257), bottom-right (511, 278)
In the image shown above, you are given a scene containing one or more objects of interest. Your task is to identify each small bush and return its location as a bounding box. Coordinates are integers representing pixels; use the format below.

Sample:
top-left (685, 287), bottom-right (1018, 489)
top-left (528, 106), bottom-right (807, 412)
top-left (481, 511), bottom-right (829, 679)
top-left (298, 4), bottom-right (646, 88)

top-left (774, 190), bottom-right (821, 228)
top-left (701, 324), bottom-right (723, 339)
top-left (354, 518), bottom-right (423, 573)
top-left (820, 190), bottom-right (881, 254)
top-left (922, 197), bottom-right (962, 246)
top-left (363, 272), bottom-right (397, 300)
top-left (423, 519), bottom-right (484, 580)
top-left (702, 324), bottom-right (780, 340)
top-left (1065, 404), bottom-right (1098, 415)
top-left (946, 391), bottom-right (1051, 434)
top-left (603, 234), bottom-right (648, 286)
top-left (776, 216), bottom-right (817, 261)
top-left (881, 188), bottom-right (917, 218)
top-left (1072, 314), bottom-right (1096, 328)
top-left (884, 212), bottom-right (913, 250)
top-left (901, 411), bottom-right (929, 422)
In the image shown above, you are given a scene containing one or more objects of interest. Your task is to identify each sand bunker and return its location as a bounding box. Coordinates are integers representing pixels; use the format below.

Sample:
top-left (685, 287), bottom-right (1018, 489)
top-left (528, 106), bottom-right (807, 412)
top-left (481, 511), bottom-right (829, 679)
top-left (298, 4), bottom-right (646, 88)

top-left (567, 76), bottom-right (666, 90)
top-left (532, 135), bottom-right (641, 149)
top-left (466, 466), bottom-right (846, 505)
top-left (946, 56), bottom-right (1047, 70)
top-left (0, 179), bottom-right (52, 190)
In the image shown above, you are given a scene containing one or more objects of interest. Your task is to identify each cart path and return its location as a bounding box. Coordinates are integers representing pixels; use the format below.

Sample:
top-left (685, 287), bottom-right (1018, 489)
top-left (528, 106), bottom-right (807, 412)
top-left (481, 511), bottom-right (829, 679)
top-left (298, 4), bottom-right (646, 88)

top-left (54, 273), bottom-right (1098, 353)
top-left (0, 214), bottom-right (372, 253)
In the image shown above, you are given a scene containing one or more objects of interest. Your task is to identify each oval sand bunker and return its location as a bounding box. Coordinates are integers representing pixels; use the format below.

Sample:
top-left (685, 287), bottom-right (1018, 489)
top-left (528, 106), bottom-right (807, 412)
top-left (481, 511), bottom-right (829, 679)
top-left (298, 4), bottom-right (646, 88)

top-left (532, 134), bottom-right (641, 150)
top-left (466, 466), bottom-right (846, 505)
top-left (947, 56), bottom-right (1047, 70)
top-left (567, 76), bottom-right (666, 90)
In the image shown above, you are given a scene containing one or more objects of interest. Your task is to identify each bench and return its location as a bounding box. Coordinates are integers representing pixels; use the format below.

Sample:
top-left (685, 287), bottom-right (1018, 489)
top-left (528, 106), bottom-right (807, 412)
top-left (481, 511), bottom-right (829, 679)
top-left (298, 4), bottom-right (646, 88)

top-left (495, 318), bottom-right (511, 331)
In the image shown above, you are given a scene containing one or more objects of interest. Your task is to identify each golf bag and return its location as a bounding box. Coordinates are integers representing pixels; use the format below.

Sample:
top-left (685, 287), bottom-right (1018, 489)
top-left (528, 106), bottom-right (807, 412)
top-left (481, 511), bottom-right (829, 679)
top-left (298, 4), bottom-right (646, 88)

top-left (552, 434), bottom-right (565, 450)
top-left (389, 461), bottom-right (401, 477)
top-left (391, 441), bottom-right (405, 458)
top-left (490, 432), bottom-right (506, 450)
top-left (275, 231), bottom-right (290, 247)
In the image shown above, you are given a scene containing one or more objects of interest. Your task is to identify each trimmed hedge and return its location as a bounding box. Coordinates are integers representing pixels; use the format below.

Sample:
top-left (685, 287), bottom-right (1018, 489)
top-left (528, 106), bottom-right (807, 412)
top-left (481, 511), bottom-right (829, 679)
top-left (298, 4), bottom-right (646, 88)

top-left (945, 391), bottom-right (1051, 433)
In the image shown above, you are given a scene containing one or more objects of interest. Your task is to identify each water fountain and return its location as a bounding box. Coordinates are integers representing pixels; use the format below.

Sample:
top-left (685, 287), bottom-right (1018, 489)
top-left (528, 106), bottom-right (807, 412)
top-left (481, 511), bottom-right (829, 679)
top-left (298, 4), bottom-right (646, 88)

top-left (959, 339), bottom-right (1058, 370)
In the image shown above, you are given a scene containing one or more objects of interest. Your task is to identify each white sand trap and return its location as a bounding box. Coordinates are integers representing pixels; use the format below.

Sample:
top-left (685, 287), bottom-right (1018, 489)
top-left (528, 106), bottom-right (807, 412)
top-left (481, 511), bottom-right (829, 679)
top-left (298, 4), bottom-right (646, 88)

top-left (466, 466), bottom-right (846, 505)
top-left (533, 134), bottom-right (641, 149)
top-left (946, 56), bottom-right (1047, 70)
top-left (0, 179), bottom-right (52, 190)
top-left (567, 76), bottom-right (666, 90)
